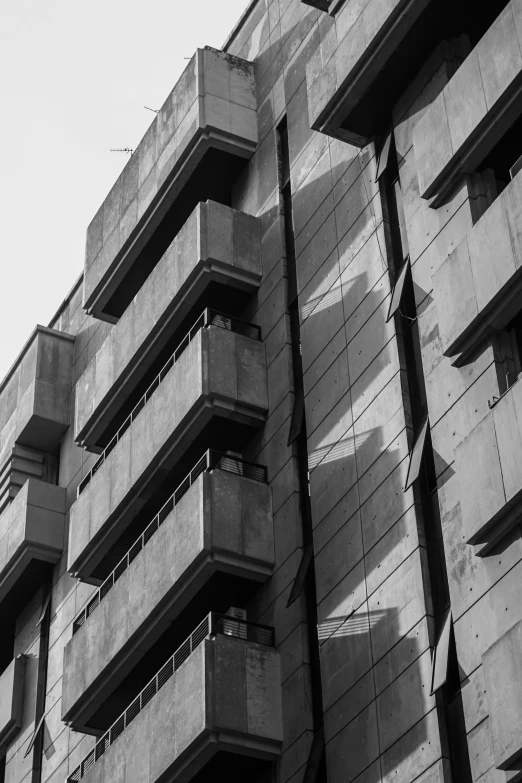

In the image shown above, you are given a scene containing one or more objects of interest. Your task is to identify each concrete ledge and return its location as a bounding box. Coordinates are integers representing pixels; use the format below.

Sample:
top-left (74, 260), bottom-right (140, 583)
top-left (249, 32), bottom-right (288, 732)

top-left (68, 326), bottom-right (268, 579)
top-left (83, 48), bottom-right (257, 322)
top-left (0, 656), bottom-right (25, 752)
top-left (305, 0), bottom-right (430, 146)
top-left (62, 469), bottom-right (274, 731)
top-left (455, 380), bottom-right (522, 555)
top-left (414, 1), bottom-right (522, 203)
top-left (0, 327), bottom-right (74, 461)
top-left (76, 201), bottom-right (261, 449)
top-left (482, 619), bottom-right (522, 770)
top-left (0, 479), bottom-right (66, 604)
top-left (433, 168), bottom-right (522, 364)
top-left (69, 636), bottom-right (282, 783)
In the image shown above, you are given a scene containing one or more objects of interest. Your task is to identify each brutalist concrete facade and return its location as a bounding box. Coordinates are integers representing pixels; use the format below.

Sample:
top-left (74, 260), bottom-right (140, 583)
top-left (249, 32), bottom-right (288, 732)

top-left (3, 3), bottom-right (522, 783)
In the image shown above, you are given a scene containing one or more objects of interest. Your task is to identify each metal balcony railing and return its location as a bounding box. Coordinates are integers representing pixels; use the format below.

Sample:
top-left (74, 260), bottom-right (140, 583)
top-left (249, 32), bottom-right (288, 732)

top-left (77, 310), bottom-right (262, 498)
top-left (67, 613), bottom-right (275, 783)
top-left (72, 451), bottom-right (267, 635)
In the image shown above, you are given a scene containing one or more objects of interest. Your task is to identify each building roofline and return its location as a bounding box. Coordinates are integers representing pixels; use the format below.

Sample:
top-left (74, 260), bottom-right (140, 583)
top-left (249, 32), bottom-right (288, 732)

top-left (222, 0), bottom-right (261, 51)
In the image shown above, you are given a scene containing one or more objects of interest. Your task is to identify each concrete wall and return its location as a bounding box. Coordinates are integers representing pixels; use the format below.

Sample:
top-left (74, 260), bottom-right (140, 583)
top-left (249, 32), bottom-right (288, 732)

top-left (0, 327), bottom-right (74, 462)
top-left (0, 656), bottom-right (25, 751)
top-left (433, 166), bottom-right (522, 360)
top-left (62, 469), bottom-right (274, 730)
top-left (68, 325), bottom-right (268, 578)
top-left (414, 0), bottom-right (522, 201)
top-left (83, 48), bottom-right (258, 318)
top-left (75, 200), bottom-right (262, 447)
top-left (0, 479), bottom-right (66, 604)
top-left (74, 637), bottom-right (282, 783)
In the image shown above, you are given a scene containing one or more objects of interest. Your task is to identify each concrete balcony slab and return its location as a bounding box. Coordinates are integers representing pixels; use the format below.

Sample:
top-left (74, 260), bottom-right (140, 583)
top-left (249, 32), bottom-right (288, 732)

top-left (455, 379), bottom-right (522, 555)
top-left (0, 327), bottom-right (74, 461)
top-left (62, 465), bottom-right (274, 732)
top-left (75, 201), bottom-right (261, 450)
top-left (0, 479), bottom-right (66, 605)
top-left (433, 168), bottom-right (522, 364)
top-left (83, 48), bottom-right (257, 323)
top-left (414, 1), bottom-right (522, 203)
top-left (0, 656), bottom-right (25, 752)
top-left (67, 632), bottom-right (282, 783)
top-left (68, 324), bottom-right (268, 580)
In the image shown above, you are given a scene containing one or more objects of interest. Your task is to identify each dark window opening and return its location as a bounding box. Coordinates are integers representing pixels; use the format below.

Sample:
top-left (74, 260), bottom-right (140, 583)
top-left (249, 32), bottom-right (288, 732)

top-left (189, 752), bottom-right (274, 783)
top-left (102, 149), bottom-right (248, 321)
top-left (490, 300), bottom-right (522, 397)
top-left (85, 573), bottom-right (262, 734)
top-left (471, 110), bottom-right (522, 222)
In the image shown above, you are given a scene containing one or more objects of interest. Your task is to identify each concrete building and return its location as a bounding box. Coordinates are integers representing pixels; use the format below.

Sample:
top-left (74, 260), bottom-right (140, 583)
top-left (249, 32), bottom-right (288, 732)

top-left (2, 1), bottom-right (522, 782)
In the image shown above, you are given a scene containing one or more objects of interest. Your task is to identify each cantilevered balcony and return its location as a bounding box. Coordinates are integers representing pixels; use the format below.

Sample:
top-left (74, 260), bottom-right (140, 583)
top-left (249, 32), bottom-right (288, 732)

top-left (0, 656), bottom-right (25, 751)
top-left (0, 326), bottom-right (74, 458)
top-left (67, 615), bottom-right (282, 783)
top-left (0, 479), bottom-right (66, 605)
top-left (433, 168), bottom-right (522, 364)
top-left (68, 311), bottom-right (267, 580)
top-left (62, 451), bottom-right (273, 733)
top-left (83, 48), bottom-right (257, 322)
top-left (455, 379), bottom-right (522, 555)
top-left (414, 0), bottom-right (522, 203)
top-left (76, 200), bottom-right (261, 450)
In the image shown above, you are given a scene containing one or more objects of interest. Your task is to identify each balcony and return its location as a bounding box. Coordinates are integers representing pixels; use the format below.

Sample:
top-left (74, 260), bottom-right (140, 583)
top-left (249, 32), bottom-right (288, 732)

top-left (76, 200), bottom-right (261, 450)
top-left (455, 379), bottom-right (522, 555)
top-left (62, 452), bottom-right (274, 733)
top-left (482, 619), bottom-right (522, 771)
top-left (68, 312), bottom-right (268, 579)
top-left (0, 326), bottom-right (74, 458)
top-left (0, 479), bottom-right (66, 605)
top-left (67, 615), bottom-right (282, 783)
top-left (306, 0), bottom-right (435, 146)
top-left (301, 0), bottom-right (335, 11)
top-left (433, 167), bottom-right (522, 364)
top-left (0, 656), bottom-right (25, 750)
top-left (83, 48), bottom-right (257, 322)
top-left (414, 1), bottom-right (522, 203)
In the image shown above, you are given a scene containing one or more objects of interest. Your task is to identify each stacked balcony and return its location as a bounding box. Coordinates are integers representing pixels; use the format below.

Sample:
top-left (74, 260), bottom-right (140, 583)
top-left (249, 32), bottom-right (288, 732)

top-left (75, 200), bottom-right (261, 451)
top-left (83, 48), bottom-right (257, 323)
top-left (62, 451), bottom-right (274, 733)
top-left (67, 616), bottom-right (282, 783)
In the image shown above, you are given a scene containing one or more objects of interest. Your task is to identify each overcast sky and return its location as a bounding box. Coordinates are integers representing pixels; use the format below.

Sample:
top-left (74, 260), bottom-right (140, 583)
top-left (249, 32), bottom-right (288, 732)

top-left (0, 0), bottom-right (251, 379)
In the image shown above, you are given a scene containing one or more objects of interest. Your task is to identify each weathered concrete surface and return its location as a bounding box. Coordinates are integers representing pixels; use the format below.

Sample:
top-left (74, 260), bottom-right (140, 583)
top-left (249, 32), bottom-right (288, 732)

top-left (68, 326), bottom-right (268, 578)
top-left (305, 0), bottom-right (431, 145)
top-left (414, 1), bottom-right (522, 201)
top-left (75, 636), bottom-right (282, 783)
top-left (0, 326), bottom-right (74, 462)
top-left (482, 619), bottom-right (522, 770)
top-left (0, 478), bottom-right (66, 604)
top-left (62, 469), bottom-right (274, 731)
top-left (0, 656), bottom-right (25, 751)
top-left (83, 48), bottom-right (258, 321)
top-left (455, 379), bottom-right (522, 554)
top-left (76, 200), bottom-right (261, 449)
top-left (433, 168), bottom-right (522, 362)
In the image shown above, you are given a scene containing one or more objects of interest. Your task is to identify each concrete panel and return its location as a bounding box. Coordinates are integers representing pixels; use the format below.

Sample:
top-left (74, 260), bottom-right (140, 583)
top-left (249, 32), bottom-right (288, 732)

top-left (0, 479), bottom-right (66, 605)
top-left (0, 327), bottom-right (74, 461)
top-left (456, 379), bottom-right (522, 552)
top-left (482, 619), bottom-right (522, 770)
top-left (414, 1), bottom-right (522, 201)
top-left (69, 637), bottom-right (282, 783)
top-left (68, 326), bottom-right (268, 578)
top-left (83, 49), bottom-right (258, 321)
top-left (62, 470), bottom-right (274, 731)
top-left (0, 656), bottom-right (25, 750)
top-left (76, 201), bottom-right (262, 448)
top-left (433, 168), bottom-right (522, 361)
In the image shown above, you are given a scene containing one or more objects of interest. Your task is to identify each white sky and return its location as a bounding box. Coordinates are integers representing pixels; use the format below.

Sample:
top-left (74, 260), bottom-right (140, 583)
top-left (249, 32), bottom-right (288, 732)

top-left (0, 0), bottom-right (251, 379)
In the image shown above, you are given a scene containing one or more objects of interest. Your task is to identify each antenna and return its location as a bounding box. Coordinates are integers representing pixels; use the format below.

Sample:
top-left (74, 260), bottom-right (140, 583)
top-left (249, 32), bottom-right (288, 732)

top-left (144, 106), bottom-right (159, 114)
top-left (110, 148), bottom-right (134, 155)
